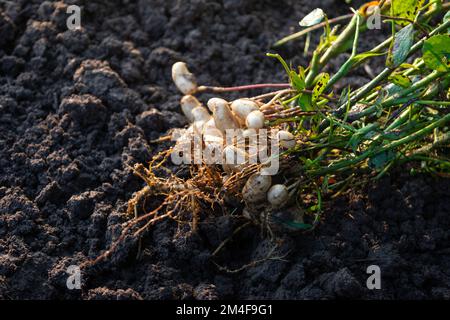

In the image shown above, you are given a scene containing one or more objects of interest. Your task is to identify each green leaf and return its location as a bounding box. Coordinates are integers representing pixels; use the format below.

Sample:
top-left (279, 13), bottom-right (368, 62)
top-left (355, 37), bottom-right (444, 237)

top-left (369, 150), bottom-right (396, 169)
top-left (312, 73), bottom-right (329, 102)
top-left (299, 8), bottom-right (325, 27)
top-left (381, 130), bottom-right (409, 140)
top-left (298, 93), bottom-right (313, 111)
top-left (290, 70), bottom-right (306, 91)
top-left (391, 0), bottom-right (425, 26)
top-left (388, 73), bottom-right (412, 88)
top-left (422, 35), bottom-right (450, 72)
top-left (347, 123), bottom-right (379, 151)
top-left (298, 66), bottom-right (306, 79)
top-left (387, 24), bottom-right (415, 67)
top-left (385, 83), bottom-right (404, 96)
top-left (267, 53), bottom-right (308, 91)
top-left (351, 51), bottom-right (387, 65)
top-left (398, 63), bottom-right (419, 70)
top-left (338, 86), bottom-right (351, 106)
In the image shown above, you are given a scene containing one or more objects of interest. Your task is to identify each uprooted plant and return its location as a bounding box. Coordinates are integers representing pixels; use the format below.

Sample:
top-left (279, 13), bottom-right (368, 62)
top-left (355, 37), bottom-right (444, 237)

top-left (83, 0), bottom-right (450, 270)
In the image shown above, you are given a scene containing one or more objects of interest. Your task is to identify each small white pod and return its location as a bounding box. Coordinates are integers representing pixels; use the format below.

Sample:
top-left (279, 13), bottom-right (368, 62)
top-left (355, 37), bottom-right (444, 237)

top-left (245, 110), bottom-right (265, 129)
top-left (192, 121), bottom-right (206, 135)
top-left (230, 99), bottom-right (259, 124)
top-left (242, 173), bottom-right (272, 203)
top-left (180, 95), bottom-right (202, 122)
top-left (191, 108), bottom-right (210, 135)
top-left (277, 130), bottom-right (296, 149)
top-left (207, 97), bottom-right (227, 113)
top-left (223, 145), bottom-right (248, 172)
top-left (192, 106), bottom-right (211, 123)
top-left (203, 118), bottom-right (223, 140)
top-left (171, 62), bottom-right (198, 94)
top-left (202, 118), bottom-right (218, 133)
top-left (203, 123), bottom-right (224, 165)
top-left (267, 184), bottom-right (289, 207)
top-left (211, 99), bottom-right (240, 134)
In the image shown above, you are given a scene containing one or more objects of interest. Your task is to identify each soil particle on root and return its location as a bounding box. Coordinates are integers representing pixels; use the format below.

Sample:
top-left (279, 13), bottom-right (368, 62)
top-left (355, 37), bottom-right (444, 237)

top-left (0, 0), bottom-right (449, 300)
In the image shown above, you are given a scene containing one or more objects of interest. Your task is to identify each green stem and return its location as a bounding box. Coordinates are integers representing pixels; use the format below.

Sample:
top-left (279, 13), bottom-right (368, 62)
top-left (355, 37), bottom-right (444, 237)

top-left (408, 132), bottom-right (450, 156)
top-left (400, 155), bottom-right (450, 166)
top-left (328, 2), bottom-right (449, 72)
top-left (312, 113), bottom-right (450, 176)
top-left (305, 50), bottom-right (321, 87)
top-left (334, 19), bottom-right (450, 117)
top-left (358, 60), bottom-right (441, 106)
top-left (415, 100), bottom-right (450, 106)
top-left (368, 72), bottom-right (448, 124)
top-left (385, 105), bottom-right (416, 132)
top-left (348, 70), bottom-right (445, 121)
top-left (318, 13), bottom-right (363, 68)
top-left (326, 14), bottom-right (361, 90)
top-left (378, 113), bottom-right (450, 152)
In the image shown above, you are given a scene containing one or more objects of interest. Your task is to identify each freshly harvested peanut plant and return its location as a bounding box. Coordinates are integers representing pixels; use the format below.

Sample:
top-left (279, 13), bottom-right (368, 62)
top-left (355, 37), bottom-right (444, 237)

top-left (85, 0), bottom-right (450, 269)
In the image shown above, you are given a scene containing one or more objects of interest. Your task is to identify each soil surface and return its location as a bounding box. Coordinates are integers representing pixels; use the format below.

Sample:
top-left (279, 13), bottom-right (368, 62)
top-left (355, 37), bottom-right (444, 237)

top-left (1, 0), bottom-right (449, 300)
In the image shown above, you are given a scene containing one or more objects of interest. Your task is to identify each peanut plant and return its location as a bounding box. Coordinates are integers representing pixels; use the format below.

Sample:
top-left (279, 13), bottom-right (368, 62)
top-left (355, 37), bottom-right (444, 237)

top-left (84, 0), bottom-right (450, 269)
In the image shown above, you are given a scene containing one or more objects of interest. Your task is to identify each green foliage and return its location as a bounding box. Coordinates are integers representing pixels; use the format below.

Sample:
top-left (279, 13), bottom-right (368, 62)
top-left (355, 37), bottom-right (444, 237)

top-left (267, 53), bottom-right (307, 91)
top-left (312, 73), bottom-right (329, 102)
top-left (391, 0), bottom-right (426, 25)
top-left (422, 34), bottom-right (450, 71)
top-left (290, 70), bottom-right (306, 91)
top-left (266, 2), bottom-right (450, 224)
top-left (351, 51), bottom-right (386, 65)
top-left (298, 93), bottom-right (313, 111)
top-left (368, 150), bottom-right (397, 169)
top-left (347, 123), bottom-right (379, 151)
top-left (388, 73), bottom-right (412, 88)
top-left (387, 24), bottom-right (415, 67)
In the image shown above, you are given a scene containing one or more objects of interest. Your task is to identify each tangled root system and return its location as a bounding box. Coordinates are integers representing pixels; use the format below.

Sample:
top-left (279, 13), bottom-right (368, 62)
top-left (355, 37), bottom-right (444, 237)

top-left (81, 145), bottom-right (301, 270)
top-left (81, 149), bottom-right (226, 267)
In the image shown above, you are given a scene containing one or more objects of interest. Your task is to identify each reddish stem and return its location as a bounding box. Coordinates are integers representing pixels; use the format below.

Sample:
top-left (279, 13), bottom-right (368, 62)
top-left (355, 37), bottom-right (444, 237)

top-left (198, 83), bottom-right (291, 93)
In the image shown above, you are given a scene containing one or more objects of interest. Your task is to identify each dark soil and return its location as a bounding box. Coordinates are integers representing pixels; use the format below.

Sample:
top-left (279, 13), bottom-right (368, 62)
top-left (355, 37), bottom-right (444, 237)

top-left (1, 0), bottom-right (449, 300)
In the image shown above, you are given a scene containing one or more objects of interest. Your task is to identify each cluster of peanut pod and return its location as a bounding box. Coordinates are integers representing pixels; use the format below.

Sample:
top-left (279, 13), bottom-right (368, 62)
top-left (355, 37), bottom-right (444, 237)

top-left (171, 61), bottom-right (297, 214)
